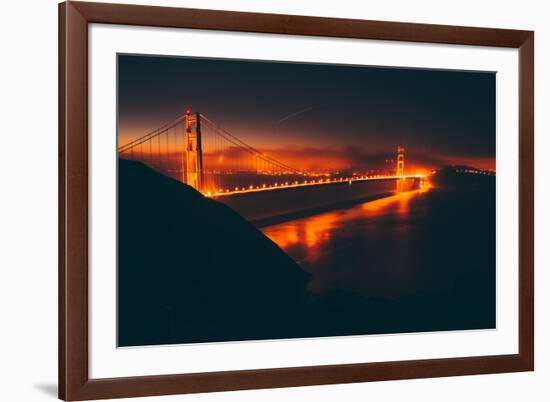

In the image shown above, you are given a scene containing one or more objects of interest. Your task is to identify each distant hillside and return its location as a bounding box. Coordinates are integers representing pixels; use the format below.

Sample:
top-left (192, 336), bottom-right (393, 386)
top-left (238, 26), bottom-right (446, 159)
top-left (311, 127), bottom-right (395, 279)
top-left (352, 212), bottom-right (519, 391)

top-left (432, 166), bottom-right (496, 191)
top-left (118, 160), bottom-right (311, 346)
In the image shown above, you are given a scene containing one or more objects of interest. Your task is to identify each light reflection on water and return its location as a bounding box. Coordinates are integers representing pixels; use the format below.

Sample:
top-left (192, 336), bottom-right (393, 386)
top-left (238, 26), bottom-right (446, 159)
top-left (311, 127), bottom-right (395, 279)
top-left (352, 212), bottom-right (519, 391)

top-left (263, 189), bottom-right (422, 249)
top-left (260, 188), bottom-right (431, 298)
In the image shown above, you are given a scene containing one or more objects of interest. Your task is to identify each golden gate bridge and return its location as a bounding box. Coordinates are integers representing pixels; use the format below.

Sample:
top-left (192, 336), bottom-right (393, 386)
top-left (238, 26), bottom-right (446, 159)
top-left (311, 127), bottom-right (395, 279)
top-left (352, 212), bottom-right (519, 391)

top-left (118, 110), bottom-right (420, 197)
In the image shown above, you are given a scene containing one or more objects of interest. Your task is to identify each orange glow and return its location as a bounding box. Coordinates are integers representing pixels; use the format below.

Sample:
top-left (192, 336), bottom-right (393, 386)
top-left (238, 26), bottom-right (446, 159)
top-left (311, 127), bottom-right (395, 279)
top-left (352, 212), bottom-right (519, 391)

top-left (118, 143), bottom-right (492, 177)
top-left (360, 190), bottom-right (419, 216)
top-left (263, 211), bottom-right (340, 251)
top-left (262, 186), bottom-right (431, 253)
top-left (204, 174), bottom-right (425, 198)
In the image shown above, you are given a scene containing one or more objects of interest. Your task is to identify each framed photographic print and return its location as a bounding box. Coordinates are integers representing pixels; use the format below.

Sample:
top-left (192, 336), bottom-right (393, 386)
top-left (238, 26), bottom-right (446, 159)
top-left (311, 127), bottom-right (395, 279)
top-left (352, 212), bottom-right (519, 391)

top-left (59, 1), bottom-right (534, 400)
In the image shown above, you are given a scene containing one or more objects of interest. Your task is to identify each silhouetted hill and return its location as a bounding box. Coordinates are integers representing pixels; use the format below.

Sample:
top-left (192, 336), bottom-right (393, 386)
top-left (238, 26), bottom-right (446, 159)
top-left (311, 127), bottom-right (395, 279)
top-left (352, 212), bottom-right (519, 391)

top-left (118, 160), bottom-right (310, 346)
top-left (432, 166), bottom-right (496, 191)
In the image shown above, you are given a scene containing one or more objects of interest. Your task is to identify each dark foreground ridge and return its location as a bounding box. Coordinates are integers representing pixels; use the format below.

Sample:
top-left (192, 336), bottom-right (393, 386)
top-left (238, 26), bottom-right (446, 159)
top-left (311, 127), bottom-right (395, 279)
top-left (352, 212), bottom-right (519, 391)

top-left (119, 160), bottom-right (496, 346)
top-left (118, 160), bottom-right (311, 346)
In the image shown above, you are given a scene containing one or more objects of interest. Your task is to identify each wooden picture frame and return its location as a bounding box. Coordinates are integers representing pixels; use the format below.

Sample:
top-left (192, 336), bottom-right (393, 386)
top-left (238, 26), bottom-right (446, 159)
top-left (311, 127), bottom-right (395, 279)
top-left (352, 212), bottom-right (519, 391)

top-left (59, 1), bottom-right (534, 400)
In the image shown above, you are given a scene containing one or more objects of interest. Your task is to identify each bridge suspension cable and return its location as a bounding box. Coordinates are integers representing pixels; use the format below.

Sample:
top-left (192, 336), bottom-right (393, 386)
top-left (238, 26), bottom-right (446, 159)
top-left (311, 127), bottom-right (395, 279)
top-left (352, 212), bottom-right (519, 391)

top-left (200, 115), bottom-right (303, 175)
top-left (118, 111), bottom-right (309, 193)
top-left (118, 113), bottom-right (187, 154)
top-left (118, 110), bottom-right (418, 196)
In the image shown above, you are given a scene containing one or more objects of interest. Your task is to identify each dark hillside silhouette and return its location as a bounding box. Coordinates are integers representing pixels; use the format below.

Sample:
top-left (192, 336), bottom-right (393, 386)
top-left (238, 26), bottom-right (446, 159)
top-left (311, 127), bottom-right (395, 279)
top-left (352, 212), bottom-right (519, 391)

top-left (118, 160), bottom-right (311, 346)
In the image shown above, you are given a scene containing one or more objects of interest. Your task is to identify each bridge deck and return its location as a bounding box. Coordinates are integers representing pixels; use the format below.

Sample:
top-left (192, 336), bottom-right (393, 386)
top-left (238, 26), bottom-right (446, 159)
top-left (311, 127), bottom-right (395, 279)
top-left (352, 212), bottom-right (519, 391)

top-left (217, 177), bottom-right (420, 227)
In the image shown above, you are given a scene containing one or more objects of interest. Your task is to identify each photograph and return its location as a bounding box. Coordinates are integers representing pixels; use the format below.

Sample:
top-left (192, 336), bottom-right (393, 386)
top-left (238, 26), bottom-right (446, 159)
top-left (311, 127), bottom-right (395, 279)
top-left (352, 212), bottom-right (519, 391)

top-left (0, 0), bottom-right (542, 401)
top-left (117, 54), bottom-right (497, 347)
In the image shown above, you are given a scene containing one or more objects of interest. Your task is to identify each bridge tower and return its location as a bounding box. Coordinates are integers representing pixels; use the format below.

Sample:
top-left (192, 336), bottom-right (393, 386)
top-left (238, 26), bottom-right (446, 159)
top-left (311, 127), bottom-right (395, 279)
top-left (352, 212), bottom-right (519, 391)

top-left (396, 145), bottom-right (405, 191)
top-left (183, 110), bottom-right (203, 192)
top-left (396, 145), bottom-right (405, 177)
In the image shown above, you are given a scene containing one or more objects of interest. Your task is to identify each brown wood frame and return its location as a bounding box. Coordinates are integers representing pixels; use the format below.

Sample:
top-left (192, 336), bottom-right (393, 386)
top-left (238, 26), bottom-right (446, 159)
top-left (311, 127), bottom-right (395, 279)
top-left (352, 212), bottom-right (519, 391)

top-left (59, 1), bottom-right (534, 400)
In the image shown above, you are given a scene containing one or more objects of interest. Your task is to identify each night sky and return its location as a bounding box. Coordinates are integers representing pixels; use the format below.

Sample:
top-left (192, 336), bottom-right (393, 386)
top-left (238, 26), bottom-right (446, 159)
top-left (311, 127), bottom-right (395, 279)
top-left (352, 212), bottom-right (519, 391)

top-left (118, 54), bottom-right (496, 171)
